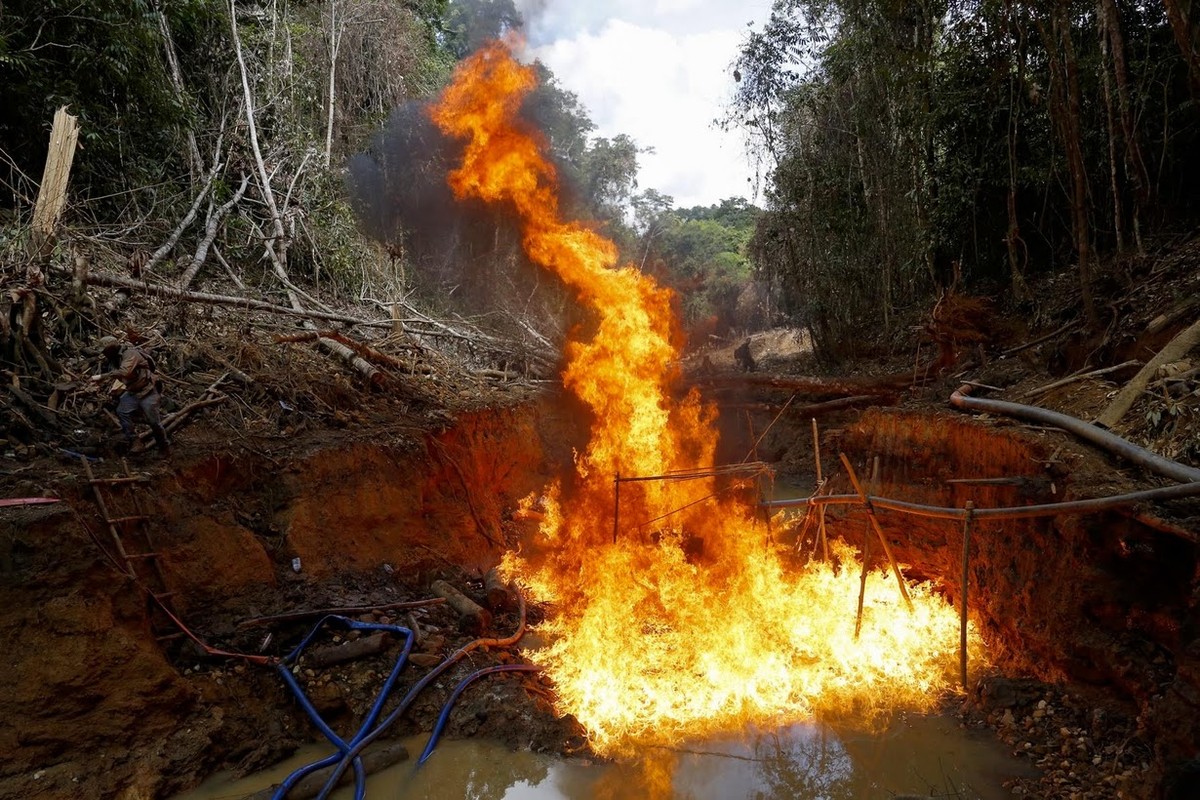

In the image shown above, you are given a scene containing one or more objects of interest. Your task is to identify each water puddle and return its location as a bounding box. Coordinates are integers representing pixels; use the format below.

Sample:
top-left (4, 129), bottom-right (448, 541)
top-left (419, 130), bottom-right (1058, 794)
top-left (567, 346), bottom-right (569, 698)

top-left (173, 713), bottom-right (1034, 799)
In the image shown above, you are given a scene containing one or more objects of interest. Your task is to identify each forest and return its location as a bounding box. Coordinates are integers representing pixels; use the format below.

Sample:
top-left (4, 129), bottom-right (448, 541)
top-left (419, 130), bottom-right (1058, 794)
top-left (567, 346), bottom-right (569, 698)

top-left (3, 1), bottom-right (1197, 359)
top-left (3, 2), bottom-right (1200, 800)
top-left (731, 0), bottom-right (1200, 358)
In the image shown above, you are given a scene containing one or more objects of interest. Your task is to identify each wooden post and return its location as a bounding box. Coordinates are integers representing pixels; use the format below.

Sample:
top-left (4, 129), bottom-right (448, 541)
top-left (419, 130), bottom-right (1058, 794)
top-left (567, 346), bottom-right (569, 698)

top-left (960, 501), bottom-right (975, 688)
top-left (812, 418), bottom-right (829, 561)
top-left (853, 456), bottom-right (883, 639)
top-left (612, 471), bottom-right (621, 544)
top-left (839, 452), bottom-right (914, 612)
top-left (854, 503), bottom-right (872, 639)
top-left (30, 106), bottom-right (80, 260)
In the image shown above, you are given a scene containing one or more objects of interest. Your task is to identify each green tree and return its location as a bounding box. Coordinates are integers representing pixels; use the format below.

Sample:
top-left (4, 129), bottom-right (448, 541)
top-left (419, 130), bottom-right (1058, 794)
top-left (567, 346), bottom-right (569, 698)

top-left (731, 0), bottom-right (1200, 362)
top-left (0, 0), bottom-right (220, 205)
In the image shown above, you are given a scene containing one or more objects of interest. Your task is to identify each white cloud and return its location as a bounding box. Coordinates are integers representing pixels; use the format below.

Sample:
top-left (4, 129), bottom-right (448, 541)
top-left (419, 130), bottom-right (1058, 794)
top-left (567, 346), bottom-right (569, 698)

top-left (526, 5), bottom-right (773, 208)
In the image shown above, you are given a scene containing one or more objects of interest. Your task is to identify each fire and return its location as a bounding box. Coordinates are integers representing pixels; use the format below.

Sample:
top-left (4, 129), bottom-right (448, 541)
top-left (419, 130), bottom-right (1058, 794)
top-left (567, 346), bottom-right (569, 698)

top-left (430, 41), bottom-right (985, 756)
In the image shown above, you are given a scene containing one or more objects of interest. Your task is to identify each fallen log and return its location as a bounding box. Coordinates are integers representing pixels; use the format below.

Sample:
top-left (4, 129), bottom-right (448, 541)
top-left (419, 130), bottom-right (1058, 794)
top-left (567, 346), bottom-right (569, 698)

top-left (431, 579), bottom-right (492, 633)
top-left (275, 330), bottom-right (421, 373)
top-left (243, 741), bottom-right (408, 800)
top-left (8, 385), bottom-right (59, 429)
top-left (79, 272), bottom-right (378, 326)
top-left (316, 335), bottom-right (383, 386)
top-left (1097, 316), bottom-right (1200, 429)
top-left (137, 395), bottom-right (227, 444)
top-left (1019, 360), bottom-right (1141, 400)
top-left (693, 372), bottom-right (915, 396)
top-left (1147, 299), bottom-right (1198, 335)
top-left (164, 396), bottom-right (226, 434)
top-left (1001, 319), bottom-right (1079, 356)
top-left (308, 632), bottom-right (390, 668)
top-left (717, 395), bottom-right (885, 416)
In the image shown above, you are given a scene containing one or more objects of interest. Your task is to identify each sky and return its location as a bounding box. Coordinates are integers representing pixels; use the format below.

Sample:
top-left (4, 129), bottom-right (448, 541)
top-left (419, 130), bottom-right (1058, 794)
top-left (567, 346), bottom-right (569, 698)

top-left (513, 0), bottom-right (776, 209)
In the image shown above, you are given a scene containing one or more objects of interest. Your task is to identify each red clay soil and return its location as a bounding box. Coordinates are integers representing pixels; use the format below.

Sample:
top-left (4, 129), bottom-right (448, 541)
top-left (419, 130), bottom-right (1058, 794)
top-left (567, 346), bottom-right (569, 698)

top-left (794, 407), bottom-right (1199, 797)
top-left (0, 399), bottom-right (580, 800)
top-left (4, 356), bottom-right (1200, 798)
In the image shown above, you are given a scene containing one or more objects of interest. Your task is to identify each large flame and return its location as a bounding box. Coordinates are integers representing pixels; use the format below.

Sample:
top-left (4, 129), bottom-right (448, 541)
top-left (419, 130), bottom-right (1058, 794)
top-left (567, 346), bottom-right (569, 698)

top-left (430, 41), bottom-right (984, 756)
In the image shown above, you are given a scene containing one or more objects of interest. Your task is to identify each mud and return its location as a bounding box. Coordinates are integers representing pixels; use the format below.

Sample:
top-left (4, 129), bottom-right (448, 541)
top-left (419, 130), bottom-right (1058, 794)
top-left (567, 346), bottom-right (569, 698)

top-left (0, 398), bottom-right (581, 800)
top-left (3, 390), bottom-right (1198, 799)
top-left (758, 405), bottom-right (1200, 796)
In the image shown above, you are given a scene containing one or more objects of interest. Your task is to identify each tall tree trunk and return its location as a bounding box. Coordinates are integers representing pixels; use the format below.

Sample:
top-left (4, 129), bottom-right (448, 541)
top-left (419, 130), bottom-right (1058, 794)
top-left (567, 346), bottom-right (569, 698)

top-left (1003, 0), bottom-right (1032, 302)
top-left (1098, 2), bottom-right (1127, 254)
top-left (1102, 0), bottom-right (1150, 253)
top-left (324, 0), bottom-right (342, 168)
top-left (1049, 1), bottom-right (1098, 325)
top-left (1163, 0), bottom-right (1200, 96)
top-left (229, 0), bottom-right (289, 273)
top-left (155, 7), bottom-right (204, 178)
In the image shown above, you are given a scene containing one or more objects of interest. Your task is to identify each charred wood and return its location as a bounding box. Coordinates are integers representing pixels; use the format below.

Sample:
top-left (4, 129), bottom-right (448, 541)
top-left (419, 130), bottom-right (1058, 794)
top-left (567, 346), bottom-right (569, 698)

top-left (431, 579), bottom-right (492, 634)
top-left (307, 632), bottom-right (390, 668)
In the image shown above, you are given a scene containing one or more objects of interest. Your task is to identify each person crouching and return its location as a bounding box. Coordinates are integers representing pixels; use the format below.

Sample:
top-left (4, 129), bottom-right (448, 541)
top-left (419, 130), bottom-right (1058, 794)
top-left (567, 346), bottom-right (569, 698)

top-left (95, 336), bottom-right (170, 455)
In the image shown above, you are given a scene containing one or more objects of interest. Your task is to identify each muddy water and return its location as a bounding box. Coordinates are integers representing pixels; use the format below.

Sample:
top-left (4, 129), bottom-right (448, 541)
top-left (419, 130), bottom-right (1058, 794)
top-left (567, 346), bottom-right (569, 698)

top-left (172, 714), bottom-right (1033, 799)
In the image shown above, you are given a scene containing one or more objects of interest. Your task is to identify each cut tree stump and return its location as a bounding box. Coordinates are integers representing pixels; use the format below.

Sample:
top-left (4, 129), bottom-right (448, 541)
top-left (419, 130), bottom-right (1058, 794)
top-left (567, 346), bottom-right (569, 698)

top-left (30, 106), bottom-right (80, 260)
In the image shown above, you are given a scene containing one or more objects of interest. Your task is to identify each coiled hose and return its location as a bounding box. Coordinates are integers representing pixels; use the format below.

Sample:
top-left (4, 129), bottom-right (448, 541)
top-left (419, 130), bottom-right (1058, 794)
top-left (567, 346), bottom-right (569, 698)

top-left (313, 593), bottom-right (529, 800)
top-left (272, 615), bottom-right (414, 800)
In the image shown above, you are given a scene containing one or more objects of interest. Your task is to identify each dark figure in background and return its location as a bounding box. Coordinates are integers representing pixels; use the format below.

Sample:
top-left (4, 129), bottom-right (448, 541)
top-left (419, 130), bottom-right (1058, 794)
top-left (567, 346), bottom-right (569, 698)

top-left (734, 339), bottom-right (756, 372)
top-left (95, 336), bottom-right (170, 455)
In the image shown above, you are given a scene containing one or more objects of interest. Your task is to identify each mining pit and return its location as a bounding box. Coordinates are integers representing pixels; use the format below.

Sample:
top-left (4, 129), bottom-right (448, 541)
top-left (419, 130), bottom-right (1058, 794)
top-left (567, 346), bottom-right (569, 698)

top-left (2, 388), bottom-right (1198, 800)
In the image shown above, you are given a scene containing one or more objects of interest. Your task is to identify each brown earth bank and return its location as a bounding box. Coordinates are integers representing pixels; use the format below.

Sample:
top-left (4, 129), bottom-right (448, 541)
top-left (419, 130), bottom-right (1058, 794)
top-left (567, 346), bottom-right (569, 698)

top-left (3, 238), bottom-right (1200, 800)
top-left (3, 385), bottom-right (1198, 799)
top-left (0, 397), bottom-right (585, 800)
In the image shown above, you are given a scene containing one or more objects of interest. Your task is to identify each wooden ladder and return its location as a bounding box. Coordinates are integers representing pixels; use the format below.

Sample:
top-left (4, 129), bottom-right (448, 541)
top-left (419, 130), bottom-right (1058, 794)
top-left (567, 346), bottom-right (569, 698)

top-left (81, 457), bottom-right (181, 642)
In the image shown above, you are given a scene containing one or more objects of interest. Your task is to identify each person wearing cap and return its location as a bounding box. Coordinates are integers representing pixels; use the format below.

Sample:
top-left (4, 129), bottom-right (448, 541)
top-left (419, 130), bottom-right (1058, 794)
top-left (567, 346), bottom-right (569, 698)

top-left (95, 336), bottom-right (170, 455)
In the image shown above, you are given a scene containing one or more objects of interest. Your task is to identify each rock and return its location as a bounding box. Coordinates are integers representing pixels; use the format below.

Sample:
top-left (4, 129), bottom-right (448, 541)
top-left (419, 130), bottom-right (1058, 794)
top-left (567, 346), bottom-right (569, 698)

top-left (408, 653), bottom-right (442, 668)
top-left (976, 676), bottom-right (1042, 710)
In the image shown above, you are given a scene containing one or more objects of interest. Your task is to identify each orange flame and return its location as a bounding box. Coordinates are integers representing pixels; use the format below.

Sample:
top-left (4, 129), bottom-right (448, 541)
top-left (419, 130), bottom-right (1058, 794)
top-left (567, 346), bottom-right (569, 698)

top-left (430, 41), bottom-right (985, 756)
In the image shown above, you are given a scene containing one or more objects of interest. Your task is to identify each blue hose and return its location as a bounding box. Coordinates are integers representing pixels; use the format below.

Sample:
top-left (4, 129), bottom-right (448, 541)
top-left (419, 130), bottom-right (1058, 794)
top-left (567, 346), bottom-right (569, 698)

top-left (271, 615), bottom-right (414, 800)
top-left (417, 664), bottom-right (543, 764)
top-left (313, 595), bottom-right (530, 800)
top-left (312, 640), bottom-right (474, 799)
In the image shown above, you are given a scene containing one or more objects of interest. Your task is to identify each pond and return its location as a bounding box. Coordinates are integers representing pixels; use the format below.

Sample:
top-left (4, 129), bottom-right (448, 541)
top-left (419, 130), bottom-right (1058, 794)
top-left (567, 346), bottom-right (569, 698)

top-left (173, 711), bottom-right (1035, 799)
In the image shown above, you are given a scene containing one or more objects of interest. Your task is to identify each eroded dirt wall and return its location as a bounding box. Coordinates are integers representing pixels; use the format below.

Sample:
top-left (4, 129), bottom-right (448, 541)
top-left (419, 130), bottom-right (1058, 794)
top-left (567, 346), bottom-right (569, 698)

top-left (0, 402), bottom-right (562, 800)
top-left (830, 409), bottom-right (1200, 778)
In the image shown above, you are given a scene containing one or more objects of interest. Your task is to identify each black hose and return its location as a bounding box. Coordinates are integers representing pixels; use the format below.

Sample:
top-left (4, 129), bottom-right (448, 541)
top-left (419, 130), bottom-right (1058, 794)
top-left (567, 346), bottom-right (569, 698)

top-left (950, 385), bottom-right (1200, 484)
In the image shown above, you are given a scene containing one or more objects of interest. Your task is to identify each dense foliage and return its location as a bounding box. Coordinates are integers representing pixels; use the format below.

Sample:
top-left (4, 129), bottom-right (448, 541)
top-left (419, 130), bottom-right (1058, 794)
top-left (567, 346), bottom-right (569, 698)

top-left (0, 0), bottom-right (214, 204)
top-left (731, 0), bottom-right (1200, 359)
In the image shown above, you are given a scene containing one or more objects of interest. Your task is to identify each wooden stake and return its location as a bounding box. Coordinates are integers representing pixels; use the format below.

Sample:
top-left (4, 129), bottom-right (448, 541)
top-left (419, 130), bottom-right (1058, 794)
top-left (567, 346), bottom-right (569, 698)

top-left (839, 452), bottom-right (913, 612)
top-left (612, 471), bottom-right (621, 544)
top-left (812, 419), bottom-right (829, 561)
top-left (960, 501), bottom-right (975, 688)
top-left (854, 499), bottom-right (872, 639)
top-left (854, 455), bottom-right (883, 639)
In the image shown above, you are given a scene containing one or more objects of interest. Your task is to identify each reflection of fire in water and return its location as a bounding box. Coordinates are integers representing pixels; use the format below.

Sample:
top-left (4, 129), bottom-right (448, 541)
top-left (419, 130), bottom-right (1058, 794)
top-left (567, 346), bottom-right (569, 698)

top-left (430, 41), bottom-right (984, 757)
